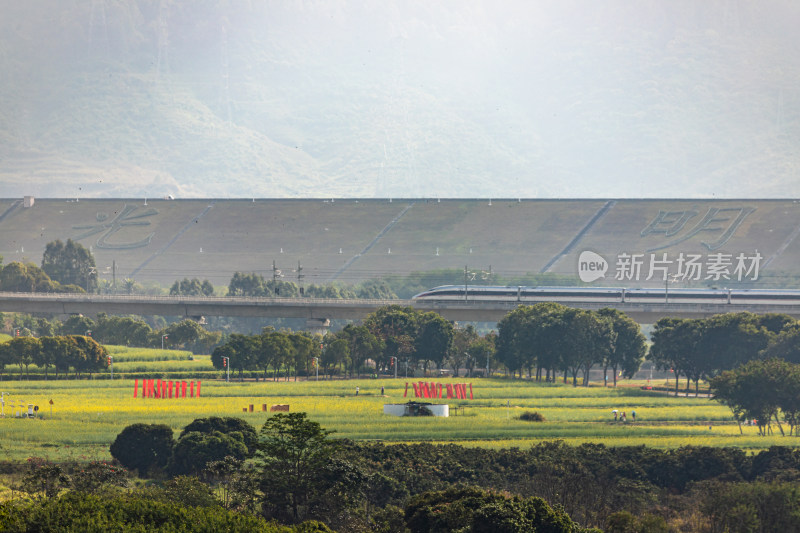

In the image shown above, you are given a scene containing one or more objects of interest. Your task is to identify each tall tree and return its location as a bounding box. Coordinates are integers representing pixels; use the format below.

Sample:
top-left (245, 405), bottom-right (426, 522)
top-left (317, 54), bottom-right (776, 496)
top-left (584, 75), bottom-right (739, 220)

top-left (93, 313), bottom-right (153, 346)
top-left (161, 319), bottom-right (205, 348)
top-left (71, 335), bottom-right (108, 375)
top-left (650, 318), bottom-right (699, 393)
top-left (256, 412), bottom-right (341, 523)
top-left (449, 325), bottom-right (480, 377)
top-left (322, 337), bottom-right (350, 378)
top-left (364, 305), bottom-right (417, 372)
top-left (710, 358), bottom-right (794, 436)
top-left (414, 312), bottom-right (454, 374)
top-left (7, 336), bottom-right (41, 378)
top-left (170, 278), bottom-right (215, 296)
top-left (470, 335), bottom-right (496, 377)
top-left (561, 308), bottom-right (615, 387)
top-left (41, 239), bottom-right (97, 292)
top-left (258, 331), bottom-right (294, 381)
top-left (340, 324), bottom-right (383, 377)
top-left (698, 313), bottom-right (771, 379)
top-left (761, 323), bottom-right (800, 364)
top-left (597, 308), bottom-right (647, 386)
top-left (212, 334), bottom-right (257, 379)
top-left (0, 342), bottom-right (11, 380)
top-left (287, 332), bottom-right (318, 381)
top-left (227, 272), bottom-right (267, 296)
top-left (495, 305), bottom-right (536, 378)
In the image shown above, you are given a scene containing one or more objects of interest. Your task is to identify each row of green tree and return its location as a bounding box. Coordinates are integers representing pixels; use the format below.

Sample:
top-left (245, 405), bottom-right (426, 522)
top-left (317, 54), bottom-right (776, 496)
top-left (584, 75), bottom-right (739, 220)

top-left (62, 313), bottom-right (221, 354)
top-left (6, 312), bottom-right (221, 355)
top-left (211, 330), bottom-right (322, 381)
top-left (226, 272), bottom-right (397, 299)
top-left (650, 312), bottom-right (800, 394)
top-left (0, 335), bottom-right (107, 378)
top-left (209, 305), bottom-right (493, 379)
top-left (495, 303), bottom-right (647, 386)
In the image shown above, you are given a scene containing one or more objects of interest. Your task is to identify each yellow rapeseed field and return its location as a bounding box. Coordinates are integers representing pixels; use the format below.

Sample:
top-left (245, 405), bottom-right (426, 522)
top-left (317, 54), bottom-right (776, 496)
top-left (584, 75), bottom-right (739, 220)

top-left (0, 346), bottom-right (796, 461)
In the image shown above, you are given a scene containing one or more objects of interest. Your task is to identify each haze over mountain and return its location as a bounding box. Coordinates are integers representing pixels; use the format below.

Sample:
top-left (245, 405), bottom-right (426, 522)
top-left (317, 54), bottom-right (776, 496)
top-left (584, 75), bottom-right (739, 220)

top-left (1, 1), bottom-right (798, 199)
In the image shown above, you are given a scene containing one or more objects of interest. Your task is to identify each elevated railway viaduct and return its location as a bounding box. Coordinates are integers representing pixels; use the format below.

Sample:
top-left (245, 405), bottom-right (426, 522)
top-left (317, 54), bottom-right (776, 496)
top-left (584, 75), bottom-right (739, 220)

top-left (1, 293), bottom-right (799, 331)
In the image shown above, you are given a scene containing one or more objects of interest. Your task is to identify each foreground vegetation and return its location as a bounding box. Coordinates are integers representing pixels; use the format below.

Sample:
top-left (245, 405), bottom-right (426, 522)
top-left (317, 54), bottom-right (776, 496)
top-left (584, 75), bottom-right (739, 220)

top-left (4, 411), bottom-right (800, 532)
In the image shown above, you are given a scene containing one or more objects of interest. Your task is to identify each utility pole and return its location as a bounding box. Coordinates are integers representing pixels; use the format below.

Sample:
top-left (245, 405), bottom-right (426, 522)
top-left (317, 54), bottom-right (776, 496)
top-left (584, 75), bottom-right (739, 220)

top-left (87, 266), bottom-right (97, 293)
top-left (297, 261), bottom-right (304, 296)
top-left (464, 265), bottom-right (469, 301)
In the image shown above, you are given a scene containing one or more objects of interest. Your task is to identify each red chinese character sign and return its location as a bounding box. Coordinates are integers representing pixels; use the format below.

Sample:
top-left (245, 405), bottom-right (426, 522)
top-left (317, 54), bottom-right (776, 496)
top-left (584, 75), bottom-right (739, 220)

top-left (133, 379), bottom-right (201, 399)
top-left (404, 382), bottom-right (473, 400)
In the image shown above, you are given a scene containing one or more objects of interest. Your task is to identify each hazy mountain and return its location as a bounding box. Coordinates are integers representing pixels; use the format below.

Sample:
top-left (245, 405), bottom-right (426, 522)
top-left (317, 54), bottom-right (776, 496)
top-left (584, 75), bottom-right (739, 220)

top-left (0, 0), bottom-right (798, 199)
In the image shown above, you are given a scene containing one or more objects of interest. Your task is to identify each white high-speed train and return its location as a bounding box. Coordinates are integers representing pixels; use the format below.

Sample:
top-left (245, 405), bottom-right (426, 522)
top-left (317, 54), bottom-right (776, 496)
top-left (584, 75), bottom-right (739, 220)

top-left (411, 285), bottom-right (800, 306)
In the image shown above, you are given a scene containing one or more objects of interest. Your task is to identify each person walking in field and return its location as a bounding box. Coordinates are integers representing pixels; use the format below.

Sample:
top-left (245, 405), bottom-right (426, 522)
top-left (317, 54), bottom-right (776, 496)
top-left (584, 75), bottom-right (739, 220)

top-left (632, 410), bottom-right (636, 422)
top-left (621, 411), bottom-right (627, 422)
top-left (355, 386), bottom-right (359, 396)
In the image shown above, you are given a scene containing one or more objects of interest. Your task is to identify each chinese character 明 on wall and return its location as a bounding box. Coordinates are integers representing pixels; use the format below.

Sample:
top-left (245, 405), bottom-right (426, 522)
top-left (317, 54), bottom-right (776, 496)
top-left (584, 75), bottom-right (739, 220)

top-left (640, 206), bottom-right (756, 252)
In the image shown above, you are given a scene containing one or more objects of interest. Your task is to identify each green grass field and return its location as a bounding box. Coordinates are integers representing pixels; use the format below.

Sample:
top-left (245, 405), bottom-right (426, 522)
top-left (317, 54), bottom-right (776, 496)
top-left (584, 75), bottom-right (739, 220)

top-left (1, 345), bottom-right (797, 463)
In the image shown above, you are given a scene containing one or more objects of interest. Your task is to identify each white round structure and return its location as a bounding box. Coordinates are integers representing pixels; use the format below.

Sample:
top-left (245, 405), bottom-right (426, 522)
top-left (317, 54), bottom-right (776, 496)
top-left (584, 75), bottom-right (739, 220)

top-left (383, 402), bottom-right (449, 417)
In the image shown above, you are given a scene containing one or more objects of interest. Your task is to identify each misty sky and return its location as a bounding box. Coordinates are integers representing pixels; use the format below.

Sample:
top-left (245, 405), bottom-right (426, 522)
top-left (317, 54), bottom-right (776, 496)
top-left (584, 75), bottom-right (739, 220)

top-left (1, 0), bottom-right (798, 198)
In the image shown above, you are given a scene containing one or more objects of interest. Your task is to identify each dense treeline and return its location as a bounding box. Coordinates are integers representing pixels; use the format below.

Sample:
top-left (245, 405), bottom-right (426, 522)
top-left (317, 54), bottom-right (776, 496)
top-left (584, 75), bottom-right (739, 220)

top-left (3, 312), bottom-right (221, 356)
top-left (210, 305), bottom-right (466, 379)
top-left (495, 304), bottom-right (647, 386)
top-left (227, 272), bottom-right (397, 300)
top-left (0, 335), bottom-right (107, 378)
top-left (650, 312), bottom-right (800, 394)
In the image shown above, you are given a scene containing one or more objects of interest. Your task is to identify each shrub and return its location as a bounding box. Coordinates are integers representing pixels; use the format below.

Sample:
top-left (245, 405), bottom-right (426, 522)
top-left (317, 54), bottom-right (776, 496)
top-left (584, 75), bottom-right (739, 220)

top-left (0, 491), bottom-right (299, 532)
top-left (19, 458), bottom-right (70, 500)
top-left (169, 431), bottom-right (248, 476)
top-left (110, 423), bottom-right (175, 477)
top-left (70, 461), bottom-right (129, 493)
top-left (519, 411), bottom-right (545, 422)
top-left (180, 417), bottom-right (258, 455)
